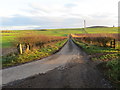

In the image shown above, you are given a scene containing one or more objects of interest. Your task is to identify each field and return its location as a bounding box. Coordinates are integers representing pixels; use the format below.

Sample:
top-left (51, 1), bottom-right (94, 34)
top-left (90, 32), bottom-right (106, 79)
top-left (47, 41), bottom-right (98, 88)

top-left (1, 27), bottom-right (118, 48)
top-left (1, 27), bottom-right (119, 87)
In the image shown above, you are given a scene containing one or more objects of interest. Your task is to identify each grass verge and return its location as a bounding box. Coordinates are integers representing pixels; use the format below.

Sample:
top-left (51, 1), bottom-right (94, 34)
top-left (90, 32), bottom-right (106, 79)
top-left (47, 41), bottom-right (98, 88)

top-left (2, 39), bottom-right (68, 68)
top-left (72, 38), bottom-right (120, 88)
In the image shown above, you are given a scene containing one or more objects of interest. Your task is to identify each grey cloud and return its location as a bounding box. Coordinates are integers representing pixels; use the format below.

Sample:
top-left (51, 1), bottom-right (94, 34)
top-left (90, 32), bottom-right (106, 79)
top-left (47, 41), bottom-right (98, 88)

top-left (1, 14), bottom-right (84, 28)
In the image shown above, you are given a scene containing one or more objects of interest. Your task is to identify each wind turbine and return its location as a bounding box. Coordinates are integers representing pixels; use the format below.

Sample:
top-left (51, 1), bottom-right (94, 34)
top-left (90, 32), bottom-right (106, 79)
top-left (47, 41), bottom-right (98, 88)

top-left (83, 20), bottom-right (88, 33)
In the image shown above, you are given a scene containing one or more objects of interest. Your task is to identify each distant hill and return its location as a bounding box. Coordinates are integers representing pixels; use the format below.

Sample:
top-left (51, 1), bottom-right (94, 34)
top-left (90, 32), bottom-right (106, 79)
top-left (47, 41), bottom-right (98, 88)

top-left (87, 26), bottom-right (109, 28)
top-left (39, 29), bottom-right (47, 31)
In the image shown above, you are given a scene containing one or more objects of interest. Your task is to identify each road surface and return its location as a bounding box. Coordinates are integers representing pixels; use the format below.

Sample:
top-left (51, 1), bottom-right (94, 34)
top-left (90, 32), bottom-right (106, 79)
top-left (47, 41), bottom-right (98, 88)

top-left (2, 39), bottom-right (111, 88)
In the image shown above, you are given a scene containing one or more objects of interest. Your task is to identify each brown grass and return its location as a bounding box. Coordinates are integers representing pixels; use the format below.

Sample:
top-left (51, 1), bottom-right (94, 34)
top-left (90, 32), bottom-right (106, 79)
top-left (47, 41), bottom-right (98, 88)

top-left (74, 33), bottom-right (119, 41)
top-left (15, 34), bottom-right (67, 50)
top-left (1, 30), bottom-right (14, 33)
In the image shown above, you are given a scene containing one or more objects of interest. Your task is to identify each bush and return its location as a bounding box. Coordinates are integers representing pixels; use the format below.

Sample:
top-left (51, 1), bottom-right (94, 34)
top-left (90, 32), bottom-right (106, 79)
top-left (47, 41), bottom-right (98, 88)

top-left (73, 33), bottom-right (119, 48)
top-left (76, 37), bottom-right (113, 47)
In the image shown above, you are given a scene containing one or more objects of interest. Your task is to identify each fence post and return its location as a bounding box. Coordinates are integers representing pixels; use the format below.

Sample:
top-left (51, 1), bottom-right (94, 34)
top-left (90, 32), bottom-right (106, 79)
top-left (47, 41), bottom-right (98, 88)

top-left (90, 41), bottom-right (92, 44)
top-left (110, 39), bottom-right (116, 48)
top-left (17, 44), bottom-right (23, 54)
top-left (26, 44), bottom-right (30, 52)
top-left (113, 39), bottom-right (115, 48)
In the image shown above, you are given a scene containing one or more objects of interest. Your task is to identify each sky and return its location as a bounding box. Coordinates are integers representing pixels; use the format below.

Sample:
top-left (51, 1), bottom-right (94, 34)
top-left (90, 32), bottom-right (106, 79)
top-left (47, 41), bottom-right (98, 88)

top-left (0, 0), bottom-right (119, 30)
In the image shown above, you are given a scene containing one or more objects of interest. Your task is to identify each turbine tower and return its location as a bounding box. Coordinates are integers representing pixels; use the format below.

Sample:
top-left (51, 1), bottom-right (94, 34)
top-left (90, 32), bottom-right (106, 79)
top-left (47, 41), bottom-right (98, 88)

top-left (84, 20), bottom-right (86, 29)
top-left (83, 20), bottom-right (87, 33)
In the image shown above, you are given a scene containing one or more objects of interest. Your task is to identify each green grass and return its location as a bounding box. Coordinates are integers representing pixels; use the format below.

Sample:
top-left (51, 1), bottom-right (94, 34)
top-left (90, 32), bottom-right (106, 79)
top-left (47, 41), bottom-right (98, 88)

top-left (116, 41), bottom-right (120, 49)
top-left (35, 29), bottom-right (84, 36)
top-left (1, 36), bottom-right (16, 48)
top-left (36, 27), bottom-right (118, 35)
top-left (98, 58), bottom-right (120, 88)
top-left (106, 59), bottom-right (120, 82)
top-left (72, 39), bottom-right (118, 54)
top-left (85, 27), bottom-right (118, 33)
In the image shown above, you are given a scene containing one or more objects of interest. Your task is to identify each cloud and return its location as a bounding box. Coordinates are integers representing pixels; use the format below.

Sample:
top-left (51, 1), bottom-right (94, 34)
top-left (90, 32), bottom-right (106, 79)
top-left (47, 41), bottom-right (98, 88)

top-left (28, 2), bottom-right (70, 17)
top-left (0, 0), bottom-right (118, 29)
top-left (0, 14), bottom-right (83, 29)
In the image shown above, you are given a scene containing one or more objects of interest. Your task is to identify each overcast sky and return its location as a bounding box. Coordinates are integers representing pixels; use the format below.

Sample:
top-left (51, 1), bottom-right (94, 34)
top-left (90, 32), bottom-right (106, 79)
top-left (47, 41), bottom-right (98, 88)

top-left (0, 0), bottom-right (119, 30)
